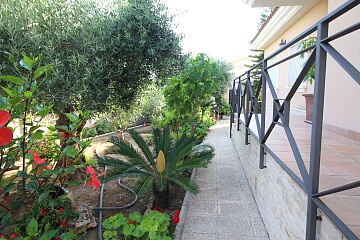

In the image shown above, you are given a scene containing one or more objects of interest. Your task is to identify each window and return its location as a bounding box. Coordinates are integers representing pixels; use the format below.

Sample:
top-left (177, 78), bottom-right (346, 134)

top-left (267, 56), bottom-right (279, 90)
top-left (288, 44), bottom-right (307, 90)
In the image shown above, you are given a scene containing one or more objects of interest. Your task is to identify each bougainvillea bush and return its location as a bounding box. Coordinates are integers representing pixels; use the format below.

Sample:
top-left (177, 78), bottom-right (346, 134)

top-left (0, 54), bottom-right (99, 239)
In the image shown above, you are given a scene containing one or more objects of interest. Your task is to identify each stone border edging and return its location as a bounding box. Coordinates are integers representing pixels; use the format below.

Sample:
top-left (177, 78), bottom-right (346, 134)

top-left (174, 168), bottom-right (198, 240)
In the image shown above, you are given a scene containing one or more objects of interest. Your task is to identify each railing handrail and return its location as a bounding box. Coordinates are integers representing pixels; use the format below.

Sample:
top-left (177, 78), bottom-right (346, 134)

top-left (230, 1), bottom-right (360, 239)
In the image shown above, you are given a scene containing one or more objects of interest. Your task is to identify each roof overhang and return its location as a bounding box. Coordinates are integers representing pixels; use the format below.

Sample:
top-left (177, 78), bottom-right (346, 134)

top-left (247, 1), bottom-right (320, 49)
top-left (242, 0), bottom-right (309, 8)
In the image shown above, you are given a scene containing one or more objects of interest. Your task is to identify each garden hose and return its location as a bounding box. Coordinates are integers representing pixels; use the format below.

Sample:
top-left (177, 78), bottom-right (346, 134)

top-left (93, 141), bottom-right (138, 240)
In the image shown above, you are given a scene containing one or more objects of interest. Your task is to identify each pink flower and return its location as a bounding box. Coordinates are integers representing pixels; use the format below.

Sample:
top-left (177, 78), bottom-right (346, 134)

top-left (28, 150), bottom-right (46, 164)
top-left (0, 110), bottom-right (13, 146)
top-left (0, 233), bottom-right (6, 238)
top-left (9, 233), bottom-right (20, 239)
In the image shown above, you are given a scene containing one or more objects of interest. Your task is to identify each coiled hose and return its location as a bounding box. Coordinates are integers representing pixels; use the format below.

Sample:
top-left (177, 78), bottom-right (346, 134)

top-left (93, 144), bottom-right (138, 240)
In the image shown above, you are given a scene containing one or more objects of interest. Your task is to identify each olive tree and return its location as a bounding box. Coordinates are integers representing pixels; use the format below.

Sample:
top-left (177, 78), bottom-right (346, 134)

top-left (0, 0), bottom-right (184, 125)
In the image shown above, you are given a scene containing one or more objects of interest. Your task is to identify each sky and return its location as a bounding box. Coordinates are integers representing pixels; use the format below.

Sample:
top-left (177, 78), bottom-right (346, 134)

top-left (162, 0), bottom-right (263, 62)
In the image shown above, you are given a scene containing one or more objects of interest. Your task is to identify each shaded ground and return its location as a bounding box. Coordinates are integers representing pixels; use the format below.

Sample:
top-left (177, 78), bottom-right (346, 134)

top-left (70, 129), bottom-right (186, 239)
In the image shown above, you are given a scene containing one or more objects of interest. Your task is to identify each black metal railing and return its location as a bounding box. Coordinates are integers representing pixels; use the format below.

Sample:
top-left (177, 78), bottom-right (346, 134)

top-left (230, 1), bottom-right (360, 239)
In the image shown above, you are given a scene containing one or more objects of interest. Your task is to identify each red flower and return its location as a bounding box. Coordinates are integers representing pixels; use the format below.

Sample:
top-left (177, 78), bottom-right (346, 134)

top-left (72, 206), bottom-right (77, 210)
top-left (59, 132), bottom-right (73, 139)
top-left (173, 210), bottom-right (180, 216)
top-left (171, 215), bottom-right (180, 224)
top-left (9, 233), bottom-right (20, 239)
top-left (28, 150), bottom-right (46, 164)
top-left (60, 220), bottom-right (67, 227)
top-left (87, 176), bottom-right (101, 190)
top-left (40, 208), bottom-right (47, 216)
top-left (153, 207), bottom-right (163, 212)
top-left (53, 238), bottom-right (61, 240)
top-left (86, 166), bottom-right (96, 177)
top-left (0, 233), bottom-right (6, 238)
top-left (0, 110), bottom-right (13, 146)
top-left (128, 220), bottom-right (135, 225)
top-left (58, 208), bottom-right (64, 213)
top-left (86, 167), bottom-right (103, 190)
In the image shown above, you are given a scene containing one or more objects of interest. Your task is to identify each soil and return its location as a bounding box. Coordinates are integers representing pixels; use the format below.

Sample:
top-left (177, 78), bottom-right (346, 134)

top-left (70, 128), bottom-right (186, 239)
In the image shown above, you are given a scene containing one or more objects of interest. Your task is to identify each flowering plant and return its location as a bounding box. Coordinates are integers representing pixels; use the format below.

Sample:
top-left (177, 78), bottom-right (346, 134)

top-left (102, 209), bottom-right (180, 240)
top-left (0, 54), bottom-right (99, 238)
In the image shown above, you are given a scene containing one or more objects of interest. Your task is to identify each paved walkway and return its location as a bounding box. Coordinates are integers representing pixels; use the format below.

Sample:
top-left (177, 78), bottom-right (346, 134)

top-left (176, 118), bottom-right (269, 240)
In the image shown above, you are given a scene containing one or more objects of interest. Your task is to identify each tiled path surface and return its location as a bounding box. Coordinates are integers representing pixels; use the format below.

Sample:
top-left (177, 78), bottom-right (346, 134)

top-left (176, 119), bottom-right (269, 240)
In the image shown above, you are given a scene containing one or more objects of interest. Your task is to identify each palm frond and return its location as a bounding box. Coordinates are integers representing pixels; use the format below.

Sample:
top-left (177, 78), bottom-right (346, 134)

top-left (167, 135), bottom-right (198, 169)
top-left (98, 156), bottom-right (150, 183)
top-left (134, 175), bottom-right (154, 196)
top-left (169, 175), bottom-right (199, 195)
top-left (171, 158), bottom-right (209, 173)
top-left (190, 144), bottom-right (215, 162)
top-left (106, 136), bottom-right (152, 172)
top-left (152, 127), bottom-right (162, 154)
top-left (128, 129), bottom-right (155, 166)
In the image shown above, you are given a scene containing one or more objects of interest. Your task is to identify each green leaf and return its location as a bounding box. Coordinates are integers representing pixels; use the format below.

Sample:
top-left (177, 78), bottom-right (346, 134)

top-left (66, 180), bottom-right (81, 186)
top-left (20, 55), bottom-right (34, 70)
top-left (66, 113), bottom-right (79, 122)
top-left (39, 230), bottom-right (57, 240)
top-left (38, 192), bottom-right (49, 202)
top-left (38, 104), bottom-right (53, 118)
top-left (25, 181), bottom-right (39, 190)
top-left (24, 91), bottom-right (33, 99)
top-left (1, 183), bottom-right (15, 194)
top-left (63, 146), bottom-right (78, 157)
top-left (0, 75), bottom-right (25, 85)
top-left (0, 97), bottom-right (9, 107)
top-left (1, 87), bottom-right (14, 97)
top-left (26, 218), bottom-right (39, 236)
top-left (47, 126), bottom-right (57, 131)
top-left (34, 64), bottom-right (52, 79)
top-left (31, 130), bottom-right (44, 140)
top-left (17, 171), bottom-right (31, 178)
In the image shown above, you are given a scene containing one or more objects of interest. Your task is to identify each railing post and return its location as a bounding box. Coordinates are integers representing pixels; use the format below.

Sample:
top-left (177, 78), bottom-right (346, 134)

top-left (244, 73), bottom-right (250, 145)
top-left (230, 80), bottom-right (235, 138)
top-left (305, 21), bottom-right (328, 240)
top-left (259, 61), bottom-right (267, 169)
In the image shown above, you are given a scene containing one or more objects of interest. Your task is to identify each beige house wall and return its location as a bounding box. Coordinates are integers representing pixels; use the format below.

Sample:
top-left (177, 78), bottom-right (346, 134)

top-left (264, 0), bottom-right (327, 112)
top-left (324, 0), bottom-right (360, 134)
top-left (262, 0), bottom-right (360, 137)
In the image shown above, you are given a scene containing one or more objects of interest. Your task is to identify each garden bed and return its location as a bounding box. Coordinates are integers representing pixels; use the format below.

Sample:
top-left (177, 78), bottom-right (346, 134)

top-left (71, 130), bottom-right (186, 239)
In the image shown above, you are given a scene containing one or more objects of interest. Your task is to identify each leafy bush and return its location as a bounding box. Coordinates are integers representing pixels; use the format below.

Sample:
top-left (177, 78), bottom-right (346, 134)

top-left (0, 54), bottom-right (98, 239)
top-left (102, 210), bottom-right (180, 240)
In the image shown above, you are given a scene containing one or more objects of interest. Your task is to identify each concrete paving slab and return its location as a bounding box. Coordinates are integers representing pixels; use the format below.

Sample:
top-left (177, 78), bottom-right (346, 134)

top-left (176, 118), bottom-right (269, 240)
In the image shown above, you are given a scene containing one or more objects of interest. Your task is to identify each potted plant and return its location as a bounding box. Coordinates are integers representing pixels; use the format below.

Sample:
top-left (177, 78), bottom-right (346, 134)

top-left (299, 36), bottom-right (316, 123)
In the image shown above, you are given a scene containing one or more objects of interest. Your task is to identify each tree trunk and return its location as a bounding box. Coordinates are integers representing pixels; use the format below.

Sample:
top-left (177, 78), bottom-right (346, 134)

top-left (153, 181), bottom-right (169, 209)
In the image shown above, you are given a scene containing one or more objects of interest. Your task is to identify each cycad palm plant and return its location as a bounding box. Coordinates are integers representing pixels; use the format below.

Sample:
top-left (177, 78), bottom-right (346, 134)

top-left (97, 126), bottom-right (215, 209)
